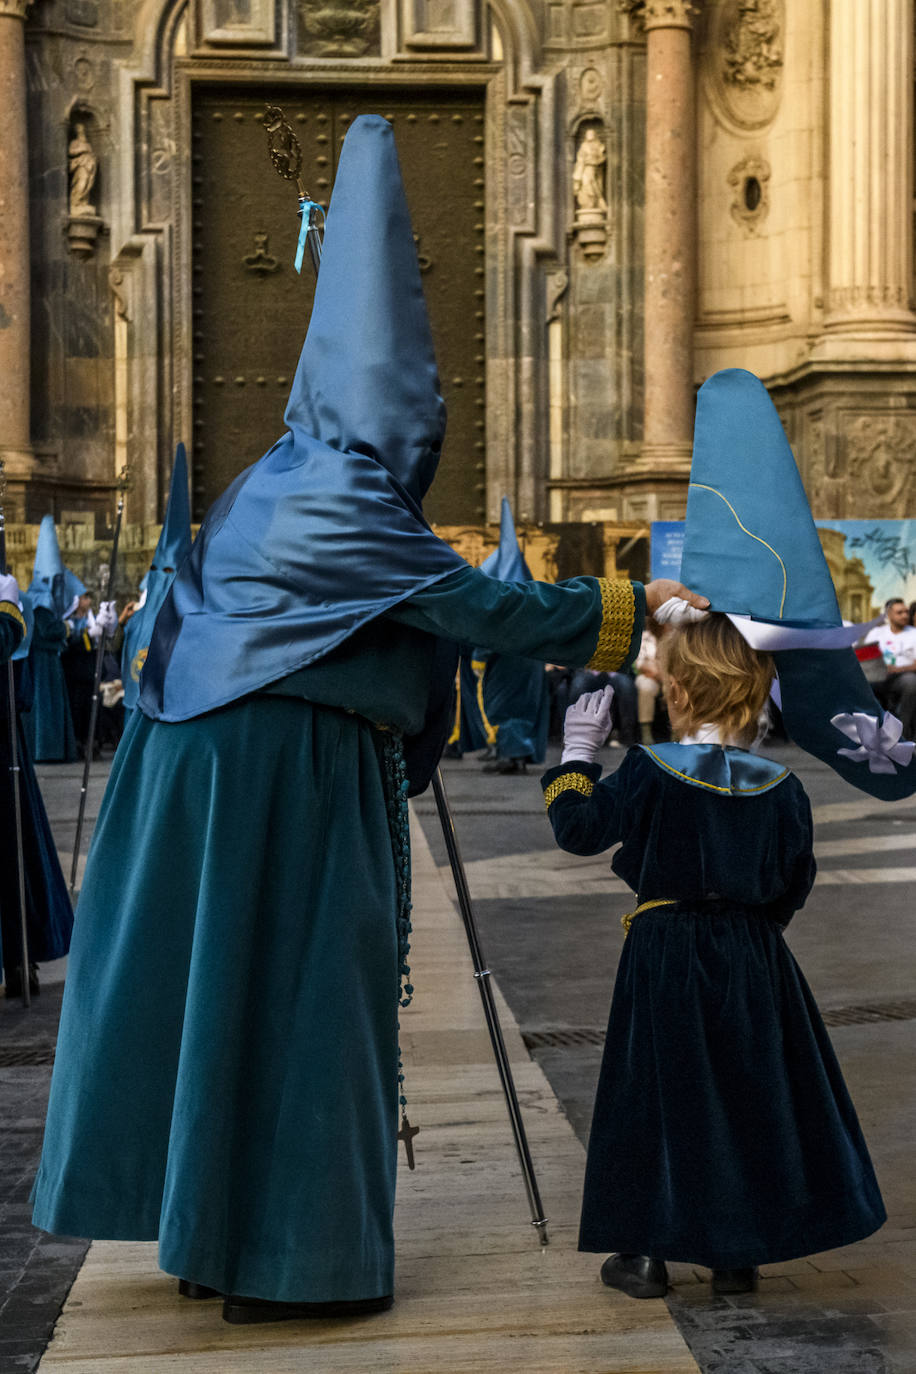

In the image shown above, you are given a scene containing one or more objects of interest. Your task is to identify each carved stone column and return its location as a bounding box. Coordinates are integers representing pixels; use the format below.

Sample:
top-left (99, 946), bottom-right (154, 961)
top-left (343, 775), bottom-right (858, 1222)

top-left (640, 0), bottom-right (697, 482)
top-left (825, 0), bottom-right (915, 335)
top-left (0, 0), bottom-right (33, 511)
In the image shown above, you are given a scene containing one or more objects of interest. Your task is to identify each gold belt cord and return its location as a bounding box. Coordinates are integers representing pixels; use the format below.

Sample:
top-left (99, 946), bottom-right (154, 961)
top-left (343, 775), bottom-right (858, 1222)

top-left (621, 898), bottom-right (677, 936)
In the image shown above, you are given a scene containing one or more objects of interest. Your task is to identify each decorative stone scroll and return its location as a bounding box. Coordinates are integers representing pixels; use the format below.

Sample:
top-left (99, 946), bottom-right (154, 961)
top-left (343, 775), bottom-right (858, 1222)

top-left (727, 153), bottom-right (770, 235)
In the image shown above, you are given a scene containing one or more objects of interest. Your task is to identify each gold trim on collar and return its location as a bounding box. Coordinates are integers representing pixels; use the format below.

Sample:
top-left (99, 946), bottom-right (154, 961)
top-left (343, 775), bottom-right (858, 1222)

top-left (544, 771), bottom-right (595, 809)
top-left (642, 746), bottom-right (789, 794)
top-left (0, 601), bottom-right (26, 635)
top-left (587, 579), bottom-right (635, 671)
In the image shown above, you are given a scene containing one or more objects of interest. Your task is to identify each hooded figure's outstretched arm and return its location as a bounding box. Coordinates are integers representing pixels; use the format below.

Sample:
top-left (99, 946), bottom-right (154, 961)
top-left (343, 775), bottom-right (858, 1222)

top-left (389, 565), bottom-right (646, 674)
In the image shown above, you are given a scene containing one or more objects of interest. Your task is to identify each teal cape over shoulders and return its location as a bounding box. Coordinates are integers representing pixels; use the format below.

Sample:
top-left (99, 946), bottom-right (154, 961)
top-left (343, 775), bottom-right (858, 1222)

top-left (637, 742), bottom-right (789, 795)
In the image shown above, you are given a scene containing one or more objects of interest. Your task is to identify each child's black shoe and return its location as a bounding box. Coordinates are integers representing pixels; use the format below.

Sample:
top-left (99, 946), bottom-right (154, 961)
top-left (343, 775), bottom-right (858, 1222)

top-left (600, 1253), bottom-right (668, 1299)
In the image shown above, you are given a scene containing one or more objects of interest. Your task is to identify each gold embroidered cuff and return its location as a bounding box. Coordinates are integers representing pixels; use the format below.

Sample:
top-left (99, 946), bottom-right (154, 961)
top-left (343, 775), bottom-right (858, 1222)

top-left (0, 601), bottom-right (26, 635)
top-left (543, 772), bottom-right (595, 810)
top-left (587, 579), bottom-right (635, 671)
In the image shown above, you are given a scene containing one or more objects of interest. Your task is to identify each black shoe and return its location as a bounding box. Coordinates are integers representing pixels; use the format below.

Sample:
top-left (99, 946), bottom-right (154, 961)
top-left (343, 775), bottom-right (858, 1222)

top-left (712, 1267), bottom-right (758, 1294)
top-left (476, 744), bottom-right (498, 762)
top-left (600, 1253), bottom-right (668, 1299)
top-left (442, 743), bottom-right (463, 760)
top-left (223, 1293), bottom-right (394, 1324)
top-left (482, 757), bottom-right (528, 775)
top-left (178, 1279), bottom-right (222, 1300)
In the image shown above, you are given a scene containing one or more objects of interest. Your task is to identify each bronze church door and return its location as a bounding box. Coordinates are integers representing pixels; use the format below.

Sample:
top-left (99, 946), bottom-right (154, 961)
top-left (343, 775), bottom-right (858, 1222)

top-left (191, 87), bottom-right (486, 524)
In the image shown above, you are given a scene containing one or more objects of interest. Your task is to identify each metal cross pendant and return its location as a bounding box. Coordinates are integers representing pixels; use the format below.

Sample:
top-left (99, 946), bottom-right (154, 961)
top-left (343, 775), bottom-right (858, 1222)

top-left (398, 1114), bottom-right (419, 1170)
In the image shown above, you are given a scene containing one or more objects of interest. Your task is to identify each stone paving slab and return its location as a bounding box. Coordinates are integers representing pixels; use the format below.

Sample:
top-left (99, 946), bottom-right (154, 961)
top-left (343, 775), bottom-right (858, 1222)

top-left (34, 813), bottom-right (698, 1374)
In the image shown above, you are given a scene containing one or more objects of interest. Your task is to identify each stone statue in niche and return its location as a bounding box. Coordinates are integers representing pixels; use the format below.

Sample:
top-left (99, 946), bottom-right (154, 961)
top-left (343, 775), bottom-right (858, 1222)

top-left (573, 128), bottom-right (607, 213)
top-left (66, 118), bottom-right (104, 258)
top-left (572, 126), bottom-right (608, 261)
top-left (68, 121), bottom-right (98, 217)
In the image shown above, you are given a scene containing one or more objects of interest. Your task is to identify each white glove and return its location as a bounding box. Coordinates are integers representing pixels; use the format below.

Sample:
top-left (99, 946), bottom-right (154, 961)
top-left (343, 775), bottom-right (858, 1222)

top-left (87, 610), bottom-right (104, 644)
top-left (0, 573), bottom-right (20, 607)
top-left (97, 600), bottom-right (118, 637)
top-left (561, 685), bottom-right (615, 764)
top-left (653, 596), bottom-right (708, 628)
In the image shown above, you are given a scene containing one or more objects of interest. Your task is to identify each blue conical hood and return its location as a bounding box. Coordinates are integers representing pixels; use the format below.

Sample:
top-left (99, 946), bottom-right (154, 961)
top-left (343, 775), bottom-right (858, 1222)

top-left (283, 114), bottom-right (445, 503)
top-left (680, 367), bottom-right (916, 800)
top-left (122, 444), bottom-right (193, 711)
top-left (28, 516), bottom-right (70, 615)
top-left (151, 443), bottom-right (192, 577)
top-left (681, 369), bottom-right (841, 627)
top-left (480, 498), bottom-right (532, 582)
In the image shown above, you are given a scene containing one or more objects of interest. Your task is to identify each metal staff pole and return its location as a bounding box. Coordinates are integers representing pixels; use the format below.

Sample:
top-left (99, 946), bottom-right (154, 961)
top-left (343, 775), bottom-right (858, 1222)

top-left (432, 768), bottom-right (549, 1245)
top-left (69, 493), bottom-right (124, 897)
top-left (0, 471), bottom-right (31, 1006)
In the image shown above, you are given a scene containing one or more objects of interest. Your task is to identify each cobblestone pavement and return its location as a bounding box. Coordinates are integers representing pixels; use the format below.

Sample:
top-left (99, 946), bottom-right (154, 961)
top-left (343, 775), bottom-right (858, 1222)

top-left (415, 741), bottom-right (916, 1374)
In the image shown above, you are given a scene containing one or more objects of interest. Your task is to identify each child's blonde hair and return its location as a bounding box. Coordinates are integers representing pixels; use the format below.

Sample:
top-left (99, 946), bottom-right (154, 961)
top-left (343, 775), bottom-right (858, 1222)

top-left (661, 614), bottom-right (775, 745)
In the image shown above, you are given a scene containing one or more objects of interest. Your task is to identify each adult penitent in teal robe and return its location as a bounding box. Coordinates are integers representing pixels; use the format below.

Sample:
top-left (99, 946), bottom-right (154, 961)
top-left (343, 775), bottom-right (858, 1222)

top-left (31, 567), bottom-right (644, 1301)
top-left (23, 607), bottom-right (76, 763)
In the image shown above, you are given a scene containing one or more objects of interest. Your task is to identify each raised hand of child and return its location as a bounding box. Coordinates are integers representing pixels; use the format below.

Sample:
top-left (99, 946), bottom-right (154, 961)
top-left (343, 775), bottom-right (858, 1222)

top-left (562, 685), bottom-right (615, 764)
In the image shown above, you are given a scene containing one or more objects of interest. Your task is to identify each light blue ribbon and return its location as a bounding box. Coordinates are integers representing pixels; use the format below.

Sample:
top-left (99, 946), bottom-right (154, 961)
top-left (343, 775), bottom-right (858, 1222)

top-left (295, 199), bottom-right (324, 274)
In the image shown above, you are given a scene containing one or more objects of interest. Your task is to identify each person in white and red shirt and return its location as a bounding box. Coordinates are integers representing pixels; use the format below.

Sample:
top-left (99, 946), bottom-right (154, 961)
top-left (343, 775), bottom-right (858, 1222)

top-left (864, 597), bottom-right (916, 735)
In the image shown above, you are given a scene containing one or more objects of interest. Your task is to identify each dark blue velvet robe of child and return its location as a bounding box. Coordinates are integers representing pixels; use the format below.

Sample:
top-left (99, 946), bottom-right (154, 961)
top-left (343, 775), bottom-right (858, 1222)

top-left (542, 743), bottom-right (886, 1269)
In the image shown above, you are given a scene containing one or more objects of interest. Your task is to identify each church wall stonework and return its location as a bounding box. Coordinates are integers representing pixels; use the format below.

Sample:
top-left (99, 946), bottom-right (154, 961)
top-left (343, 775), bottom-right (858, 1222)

top-left (10, 0), bottom-right (916, 546)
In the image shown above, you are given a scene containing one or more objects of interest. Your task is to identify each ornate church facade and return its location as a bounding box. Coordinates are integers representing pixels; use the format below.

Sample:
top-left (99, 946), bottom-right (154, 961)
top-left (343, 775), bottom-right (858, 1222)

top-left (2, 0), bottom-right (915, 557)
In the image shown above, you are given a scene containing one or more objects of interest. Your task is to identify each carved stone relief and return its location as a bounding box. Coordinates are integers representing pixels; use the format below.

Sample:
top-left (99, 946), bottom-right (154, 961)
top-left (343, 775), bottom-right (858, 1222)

top-left (705, 0), bottom-right (784, 132)
top-left (199, 0), bottom-right (275, 47)
top-left (401, 0), bottom-right (478, 49)
top-left (298, 0), bottom-right (381, 57)
top-left (579, 66), bottom-right (602, 107)
top-left (506, 101), bottom-right (535, 233)
top-left (727, 152), bottom-right (770, 235)
top-left (845, 414), bottom-right (916, 512)
top-left (803, 411), bottom-right (846, 519)
top-left (73, 47), bottom-right (95, 94)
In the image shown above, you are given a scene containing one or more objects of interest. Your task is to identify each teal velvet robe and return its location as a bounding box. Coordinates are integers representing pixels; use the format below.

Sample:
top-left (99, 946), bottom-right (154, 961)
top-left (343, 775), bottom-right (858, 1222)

top-left (32, 569), bottom-right (643, 1302)
top-left (22, 607), bottom-right (77, 763)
